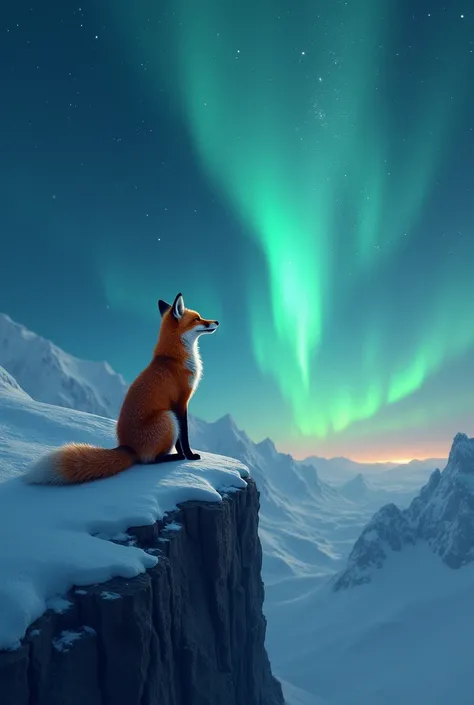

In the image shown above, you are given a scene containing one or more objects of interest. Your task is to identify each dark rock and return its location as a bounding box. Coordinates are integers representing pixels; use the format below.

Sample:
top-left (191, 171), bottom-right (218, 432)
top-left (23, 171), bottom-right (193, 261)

top-left (0, 479), bottom-right (284, 705)
top-left (0, 643), bottom-right (29, 705)
top-left (333, 503), bottom-right (416, 590)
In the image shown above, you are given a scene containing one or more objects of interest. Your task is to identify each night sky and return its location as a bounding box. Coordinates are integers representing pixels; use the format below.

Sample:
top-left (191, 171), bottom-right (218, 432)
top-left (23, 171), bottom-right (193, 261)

top-left (1, 0), bottom-right (473, 461)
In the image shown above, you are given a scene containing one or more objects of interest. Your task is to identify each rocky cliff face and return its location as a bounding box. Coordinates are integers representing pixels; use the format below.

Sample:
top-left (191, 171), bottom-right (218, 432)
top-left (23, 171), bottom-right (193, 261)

top-left (0, 479), bottom-right (284, 705)
top-left (334, 432), bottom-right (474, 590)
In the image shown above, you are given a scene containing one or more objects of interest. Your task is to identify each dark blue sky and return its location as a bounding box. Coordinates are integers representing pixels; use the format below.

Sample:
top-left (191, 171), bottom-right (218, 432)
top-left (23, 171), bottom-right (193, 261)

top-left (1, 0), bottom-right (473, 461)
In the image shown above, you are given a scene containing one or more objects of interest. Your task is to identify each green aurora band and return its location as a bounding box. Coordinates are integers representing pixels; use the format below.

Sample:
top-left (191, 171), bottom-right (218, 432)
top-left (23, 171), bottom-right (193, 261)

top-left (110, 0), bottom-right (473, 440)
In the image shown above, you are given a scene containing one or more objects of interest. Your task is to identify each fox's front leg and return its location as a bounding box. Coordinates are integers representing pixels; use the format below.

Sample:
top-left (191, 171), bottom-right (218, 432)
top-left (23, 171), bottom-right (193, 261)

top-left (176, 408), bottom-right (200, 460)
top-left (175, 437), bottom-right (185, 458)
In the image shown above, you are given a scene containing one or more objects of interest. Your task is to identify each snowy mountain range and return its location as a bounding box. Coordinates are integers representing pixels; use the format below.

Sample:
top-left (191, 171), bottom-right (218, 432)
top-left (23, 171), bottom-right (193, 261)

top-left (339, 472), bottom-right (375, 501)
top-left (301, 455), bottom-right (397, 484)
top-left (275, 432), bottom-right (474, 705)
top-left (335, 432), bottom-right (474, 590)
top-left (302, 453), bottom-right (446, 487)
top-left (192, 415), bottom-right (378, 582)
top-left (0, 313), bottom-right (128, 418)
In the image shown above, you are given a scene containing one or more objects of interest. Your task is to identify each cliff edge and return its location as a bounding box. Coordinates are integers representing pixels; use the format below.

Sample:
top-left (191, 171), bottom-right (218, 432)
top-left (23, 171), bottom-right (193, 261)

top-left (0, 478), bottom-right (284, 705)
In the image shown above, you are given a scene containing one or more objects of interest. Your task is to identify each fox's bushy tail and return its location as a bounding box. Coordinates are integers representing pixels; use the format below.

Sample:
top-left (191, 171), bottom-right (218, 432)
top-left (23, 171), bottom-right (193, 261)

top-left (24, 443), bottom-right (137, 485)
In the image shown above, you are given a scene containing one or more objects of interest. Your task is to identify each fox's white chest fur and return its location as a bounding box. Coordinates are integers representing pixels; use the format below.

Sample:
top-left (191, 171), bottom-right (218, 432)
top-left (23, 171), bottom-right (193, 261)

top-left (183, 335), bottom-right (203, 396)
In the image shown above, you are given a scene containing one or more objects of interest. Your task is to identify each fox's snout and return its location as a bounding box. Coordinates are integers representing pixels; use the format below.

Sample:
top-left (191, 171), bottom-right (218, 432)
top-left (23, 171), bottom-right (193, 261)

top-left (198, 319), bottom-right (219, 334)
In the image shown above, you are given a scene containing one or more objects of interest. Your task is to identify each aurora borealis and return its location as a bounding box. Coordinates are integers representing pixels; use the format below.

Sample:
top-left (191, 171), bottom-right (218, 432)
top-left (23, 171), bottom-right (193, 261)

top-left (1, 0), bottom-right (473, 460)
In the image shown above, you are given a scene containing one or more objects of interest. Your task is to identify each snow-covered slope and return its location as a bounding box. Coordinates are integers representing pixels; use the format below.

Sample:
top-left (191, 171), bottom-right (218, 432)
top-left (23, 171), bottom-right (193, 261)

top-left (0, 364), bottom-right (31, 399)
top-left (189, 414), bottom-right (373, 585)
top-left (0, 313), bottom-right (128, 418)
top-left (274, 543), bottom-right (474, 705)
top-left (0, 379), bottom-right (248, 650)
top-left (190, 420), bottom-right (422, 593)
top-left (269, 433), bottom-right (474, 705)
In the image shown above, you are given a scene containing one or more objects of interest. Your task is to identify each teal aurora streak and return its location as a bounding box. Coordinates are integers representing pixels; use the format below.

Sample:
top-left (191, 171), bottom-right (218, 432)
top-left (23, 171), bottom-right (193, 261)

top-left (111, 0), bottom-right (473, 442)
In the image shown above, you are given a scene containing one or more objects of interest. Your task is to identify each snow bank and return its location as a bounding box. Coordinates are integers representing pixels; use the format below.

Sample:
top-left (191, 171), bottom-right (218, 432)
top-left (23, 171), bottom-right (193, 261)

top-left (0, 386), bottom-right (249, 650)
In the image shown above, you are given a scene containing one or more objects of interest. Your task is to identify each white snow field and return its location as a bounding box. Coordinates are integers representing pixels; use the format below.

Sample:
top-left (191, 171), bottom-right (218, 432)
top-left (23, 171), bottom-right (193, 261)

top-left (0, 373), bottom-right (248, 650)
top-left (271, 545), bottom-right (474, 705)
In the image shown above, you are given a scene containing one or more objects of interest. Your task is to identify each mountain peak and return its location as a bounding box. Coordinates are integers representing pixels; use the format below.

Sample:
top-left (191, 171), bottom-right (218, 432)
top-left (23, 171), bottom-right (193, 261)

top-left (335, 432), bottom-right (474, 589)
top-left (0, 313), bottom-right (128, 418)
top-left (448, 432), bottom-right (474, 466)
top-left (256, 437), bottom-right (277, 456)
top-left (216, 412), bottom-right (236, 427)
top-left (334, 502), bottom-right (415, 589)
top-left (348, 472), bottom-right (368, 487)
top-left (211, 413), bottom-right (242, 437)
top-left (339, 472), bottom-right (373, 501)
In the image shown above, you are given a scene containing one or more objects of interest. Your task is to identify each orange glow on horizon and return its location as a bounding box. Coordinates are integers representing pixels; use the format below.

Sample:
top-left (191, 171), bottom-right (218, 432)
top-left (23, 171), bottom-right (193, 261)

top-left (333, 449), bottom-right (448, 464)
top-left (279, 442), bottom-right (450, 464)
top-left (266, 426), bottom-right (454, 465)
top-left (350, 456), bottom-right (425, 465)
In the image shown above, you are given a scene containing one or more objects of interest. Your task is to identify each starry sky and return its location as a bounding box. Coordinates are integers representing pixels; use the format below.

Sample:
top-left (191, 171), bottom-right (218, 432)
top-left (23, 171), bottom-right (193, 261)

top-left (1, 0), bottom-right (473, 462)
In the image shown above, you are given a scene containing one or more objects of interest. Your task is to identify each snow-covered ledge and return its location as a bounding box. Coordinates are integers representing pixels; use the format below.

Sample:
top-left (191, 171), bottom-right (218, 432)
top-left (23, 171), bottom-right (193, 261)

top-left (0, 454), bottom-right (284, 705)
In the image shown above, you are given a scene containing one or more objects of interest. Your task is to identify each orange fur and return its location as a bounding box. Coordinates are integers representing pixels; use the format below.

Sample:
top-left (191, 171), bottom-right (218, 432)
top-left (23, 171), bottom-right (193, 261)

top-left (56, 444), bottom-right (137, 483)
top-left (28, 294), bottom-right (219, 485)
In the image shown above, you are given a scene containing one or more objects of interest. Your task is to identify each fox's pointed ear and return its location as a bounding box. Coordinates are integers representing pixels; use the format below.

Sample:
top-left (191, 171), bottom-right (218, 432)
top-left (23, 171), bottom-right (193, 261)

top-left (171, 293), bottom-right (185, 320)
top-left (158, 299), bottom-right (171, 317)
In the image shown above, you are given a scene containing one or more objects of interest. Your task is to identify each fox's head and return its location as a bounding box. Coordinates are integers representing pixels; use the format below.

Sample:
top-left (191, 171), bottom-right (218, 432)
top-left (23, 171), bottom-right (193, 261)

top-left (158, 293), bottom-right (219, 343)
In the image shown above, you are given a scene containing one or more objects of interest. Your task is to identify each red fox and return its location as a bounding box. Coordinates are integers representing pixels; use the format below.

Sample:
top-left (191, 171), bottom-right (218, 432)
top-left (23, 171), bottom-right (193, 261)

top-left (26, 293), bottom-right (219, 484)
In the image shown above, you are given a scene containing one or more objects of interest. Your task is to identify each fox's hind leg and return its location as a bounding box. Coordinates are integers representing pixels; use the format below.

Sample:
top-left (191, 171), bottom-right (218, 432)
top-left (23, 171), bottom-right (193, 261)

top-left (133, 410), bottom-right (181, 464)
